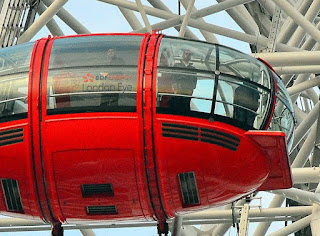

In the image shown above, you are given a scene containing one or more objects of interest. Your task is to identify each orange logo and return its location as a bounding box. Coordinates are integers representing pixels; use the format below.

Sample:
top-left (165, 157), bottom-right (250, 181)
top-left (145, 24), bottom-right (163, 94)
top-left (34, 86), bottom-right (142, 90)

top-left (83, 73), bottom-right (94, 82)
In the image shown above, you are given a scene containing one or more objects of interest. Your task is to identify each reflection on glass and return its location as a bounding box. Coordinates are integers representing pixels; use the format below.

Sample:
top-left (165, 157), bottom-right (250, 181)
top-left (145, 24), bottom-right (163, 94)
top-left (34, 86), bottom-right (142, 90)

top-left (47, 68), bottom-right (137, 113)
top-left (46, 35), bottom-right (142, 114)
top-left (156, 36), bottom-right (275, 130)
top-left (269, 75), bottom-right (295, 149)
top-left (0, 75), bottom-right (29, 119)
top-left (0, 43), bottom-right (32, 121)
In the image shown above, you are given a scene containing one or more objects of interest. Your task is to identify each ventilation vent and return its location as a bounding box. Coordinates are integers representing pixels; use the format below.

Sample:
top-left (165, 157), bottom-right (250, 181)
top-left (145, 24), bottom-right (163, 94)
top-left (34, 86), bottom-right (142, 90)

top-left (0, 128), bottom-right (24, 147)
top-left (1, 179), bottom-right (24, 213)
top-left (81, 183), bottom-right (114, 197)
top-left (86, 205), bottom-right (118, 215)
top-left (161, 123), bottom-right (241, 151)
top-left (178, 172), bottom-right (200, 207)
top-left (200, 128), bottom-right (240, 151)
top-left (162, 123), bottom-right (198, 141)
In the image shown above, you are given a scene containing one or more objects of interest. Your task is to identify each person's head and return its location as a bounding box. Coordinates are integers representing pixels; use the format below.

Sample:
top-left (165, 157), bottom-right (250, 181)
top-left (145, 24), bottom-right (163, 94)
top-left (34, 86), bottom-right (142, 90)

top-left (172, 78), bottom-right (197, 95)
top-left (182, 50), bottom-right (192, 63)
top-left (107, 48), bottom-right (116, 61)
top-left (159, 52), bottom-right (168, 66)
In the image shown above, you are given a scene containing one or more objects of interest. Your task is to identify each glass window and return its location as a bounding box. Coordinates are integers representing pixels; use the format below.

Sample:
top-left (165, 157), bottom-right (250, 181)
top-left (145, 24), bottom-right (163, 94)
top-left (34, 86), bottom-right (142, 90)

top-left (219, 46), bottom-right (271, 88)
top-left (158, 37), bottom-right (217, 71)
top-left (156, 37), bottom-right (216, 117)
top-left (215, 75), bottom-right (270, 129)
top-left (269, 75), bottom-right (295, 149)
top-left (0, 43), bottom-right (33, 121)
top-left (46, 35), bottom-right (143, 114)
top-left (156, 37), bottom-right (274, 130)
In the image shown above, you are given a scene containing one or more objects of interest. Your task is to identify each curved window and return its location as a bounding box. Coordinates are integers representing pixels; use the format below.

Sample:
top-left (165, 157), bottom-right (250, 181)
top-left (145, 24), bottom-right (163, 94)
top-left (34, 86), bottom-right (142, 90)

top-left (46, 35), bottom-right (143, 114)
top-left (0, 43), bottom-right (33, 122)
top-left (269, 74), bottom-right (295, 149)
top-left (156, 36), bottom-right (273, 130)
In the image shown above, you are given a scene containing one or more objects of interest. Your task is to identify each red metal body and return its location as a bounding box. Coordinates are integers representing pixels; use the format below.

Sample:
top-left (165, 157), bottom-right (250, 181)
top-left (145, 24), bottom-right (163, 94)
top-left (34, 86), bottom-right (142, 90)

top-left (0, 32), bottom-right (292, 230)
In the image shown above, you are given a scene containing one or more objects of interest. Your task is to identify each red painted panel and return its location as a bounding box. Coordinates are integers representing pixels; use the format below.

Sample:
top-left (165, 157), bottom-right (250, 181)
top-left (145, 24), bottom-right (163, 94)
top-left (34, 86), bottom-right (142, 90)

top-left (153, 116), bottom-right (271, 217)
top-left (246, 131), bottom-right (293, 191)
top-left (39, 114), bottom-right (152, 222)
top-left (53, 148), bottom-right (144, 222)
top-left (0, 122), bottom-right (39, 218)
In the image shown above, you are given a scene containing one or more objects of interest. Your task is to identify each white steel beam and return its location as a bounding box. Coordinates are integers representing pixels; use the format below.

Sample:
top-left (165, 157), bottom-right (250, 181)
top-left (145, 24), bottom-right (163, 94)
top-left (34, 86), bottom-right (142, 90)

top-left (184, 206), bottom-right (312, 220)
top-left (37, 1), bottom-right (64, 36)
top-left (276, 0), bottom-right (312, 44)
top-left (274, 65), bottom-right (320, 75)
top-left (101, 0), bottom-right (298, 52)
top-left (147, 0), bottom-right (199, 40)
top-left (291, 105), bottom-right (319, 154)
top-left (266, 215), bottom-right (312, 236)
top-left (171, 215), bottom-right (183, 236)
top-left (178, 0), bottom-right (195, 37)
top-left (256, 0), bottom-right (275, 16)
top-left (135, 0), bottom-right (152, 33)
top-left (118, 7), bottom-right (143, 30)
top-left (253, 51), bottom-right (320, 67)
top-left (292, 167), bottom-right (320, 184)
top-left (17, 0), bottom-right (69, 44)
top-left (287, 77), bottom-right (320, 96)
top-left (287, 0), bottom-right (320, 47)
top-left (216, 0), bottom-right (259, 35)
top-left (179, 0), bottom-right (218, 43)
top-left (43, 0), bottom-right (90, 34)
top-left (292, 125), bottom-right (317, 167)
top-left (270, 188), bottom-right (320, 206)
top-left (272, 0), bottom-right (320, 44)
top-left (311, 204), bottom-right (320, 236)
top-left (80, 229), bottom-right (96, 236)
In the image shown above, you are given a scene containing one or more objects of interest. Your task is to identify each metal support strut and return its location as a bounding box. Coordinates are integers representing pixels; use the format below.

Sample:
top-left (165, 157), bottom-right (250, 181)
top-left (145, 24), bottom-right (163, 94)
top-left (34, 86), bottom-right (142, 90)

top-left (51, 223), bottom-right (63, 236)
top-left (157, 220), bottom-right (169, 236)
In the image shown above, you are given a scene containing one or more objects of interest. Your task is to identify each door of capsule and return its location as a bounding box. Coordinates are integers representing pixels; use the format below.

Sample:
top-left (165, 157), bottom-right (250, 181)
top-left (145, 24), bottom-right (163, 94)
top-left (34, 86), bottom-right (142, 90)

top-left (36, 34), bottom-right (153, 223)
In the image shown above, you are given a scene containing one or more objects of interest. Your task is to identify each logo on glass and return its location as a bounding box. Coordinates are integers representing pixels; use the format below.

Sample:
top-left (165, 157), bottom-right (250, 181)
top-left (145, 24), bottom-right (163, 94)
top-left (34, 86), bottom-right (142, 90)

top-left (83, 73), bottom-right (94, 83)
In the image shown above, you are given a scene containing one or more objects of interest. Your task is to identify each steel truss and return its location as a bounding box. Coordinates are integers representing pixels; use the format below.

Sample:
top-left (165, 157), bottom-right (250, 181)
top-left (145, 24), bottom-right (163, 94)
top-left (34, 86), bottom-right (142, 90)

top-left (0, 0), bottom-right (320, 235)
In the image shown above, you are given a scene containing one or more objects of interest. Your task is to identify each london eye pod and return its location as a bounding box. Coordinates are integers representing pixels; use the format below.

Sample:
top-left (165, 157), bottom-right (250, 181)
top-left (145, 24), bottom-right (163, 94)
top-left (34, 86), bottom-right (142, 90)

top-left (0, 32), bottom-right (294, 235)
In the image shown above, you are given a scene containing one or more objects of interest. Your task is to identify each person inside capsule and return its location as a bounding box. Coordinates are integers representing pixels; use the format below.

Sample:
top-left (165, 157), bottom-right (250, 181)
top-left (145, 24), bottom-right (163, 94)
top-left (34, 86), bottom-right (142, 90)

top-left (233, 84), bottom-right (260, 127)
top-left (169, 49), bottom-right (197, 113)
top-left (101, 48), bottom-right (126, 107)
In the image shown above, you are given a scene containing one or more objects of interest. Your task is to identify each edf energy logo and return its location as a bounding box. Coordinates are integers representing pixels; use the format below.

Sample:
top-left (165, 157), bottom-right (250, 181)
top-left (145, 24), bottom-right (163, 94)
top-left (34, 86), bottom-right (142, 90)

top-left (81, 72), bottom-right (133, 92)
top-left (83, 73), bottom-right (94, 83)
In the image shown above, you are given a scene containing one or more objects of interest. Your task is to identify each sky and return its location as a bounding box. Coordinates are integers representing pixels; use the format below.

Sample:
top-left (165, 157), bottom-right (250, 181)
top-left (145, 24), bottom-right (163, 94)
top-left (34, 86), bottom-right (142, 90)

top-left (1, 0), bottom-right (291, 235)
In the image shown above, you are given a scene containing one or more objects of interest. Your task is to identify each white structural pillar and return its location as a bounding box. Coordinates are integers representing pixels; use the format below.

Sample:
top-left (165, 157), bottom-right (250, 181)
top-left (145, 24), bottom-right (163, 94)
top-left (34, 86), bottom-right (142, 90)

top-left (135, 0), bottom-right (152, 33)
top-left (43, 0), bottom-right (91, 34)
top-left (311, 184), bottom-right (320, 236)
top-left (37, 1), bottom-right (64, 36)
top-left (287, 77), bottom-right (320, 96)
top-left (80, 229), bottom-right (96, 236)
top-left (272, 0), bottom-right (320, 44)
top-left (253, 51), bottom-right (320, 67)
top-left (266, 215), bottom-right (312, 236)
top-left (17, 0), bottom-right (69, 44)
top-left (274, 65), bottom-right (320, 75)
top-left (292, 167), bottom-right (320, 184)
top-left (178, 0), bottom-right (195, 37)
top-left (311, 204), bottom-right (320, 236)
top-left (171, 215), bottom-right (183, 236)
